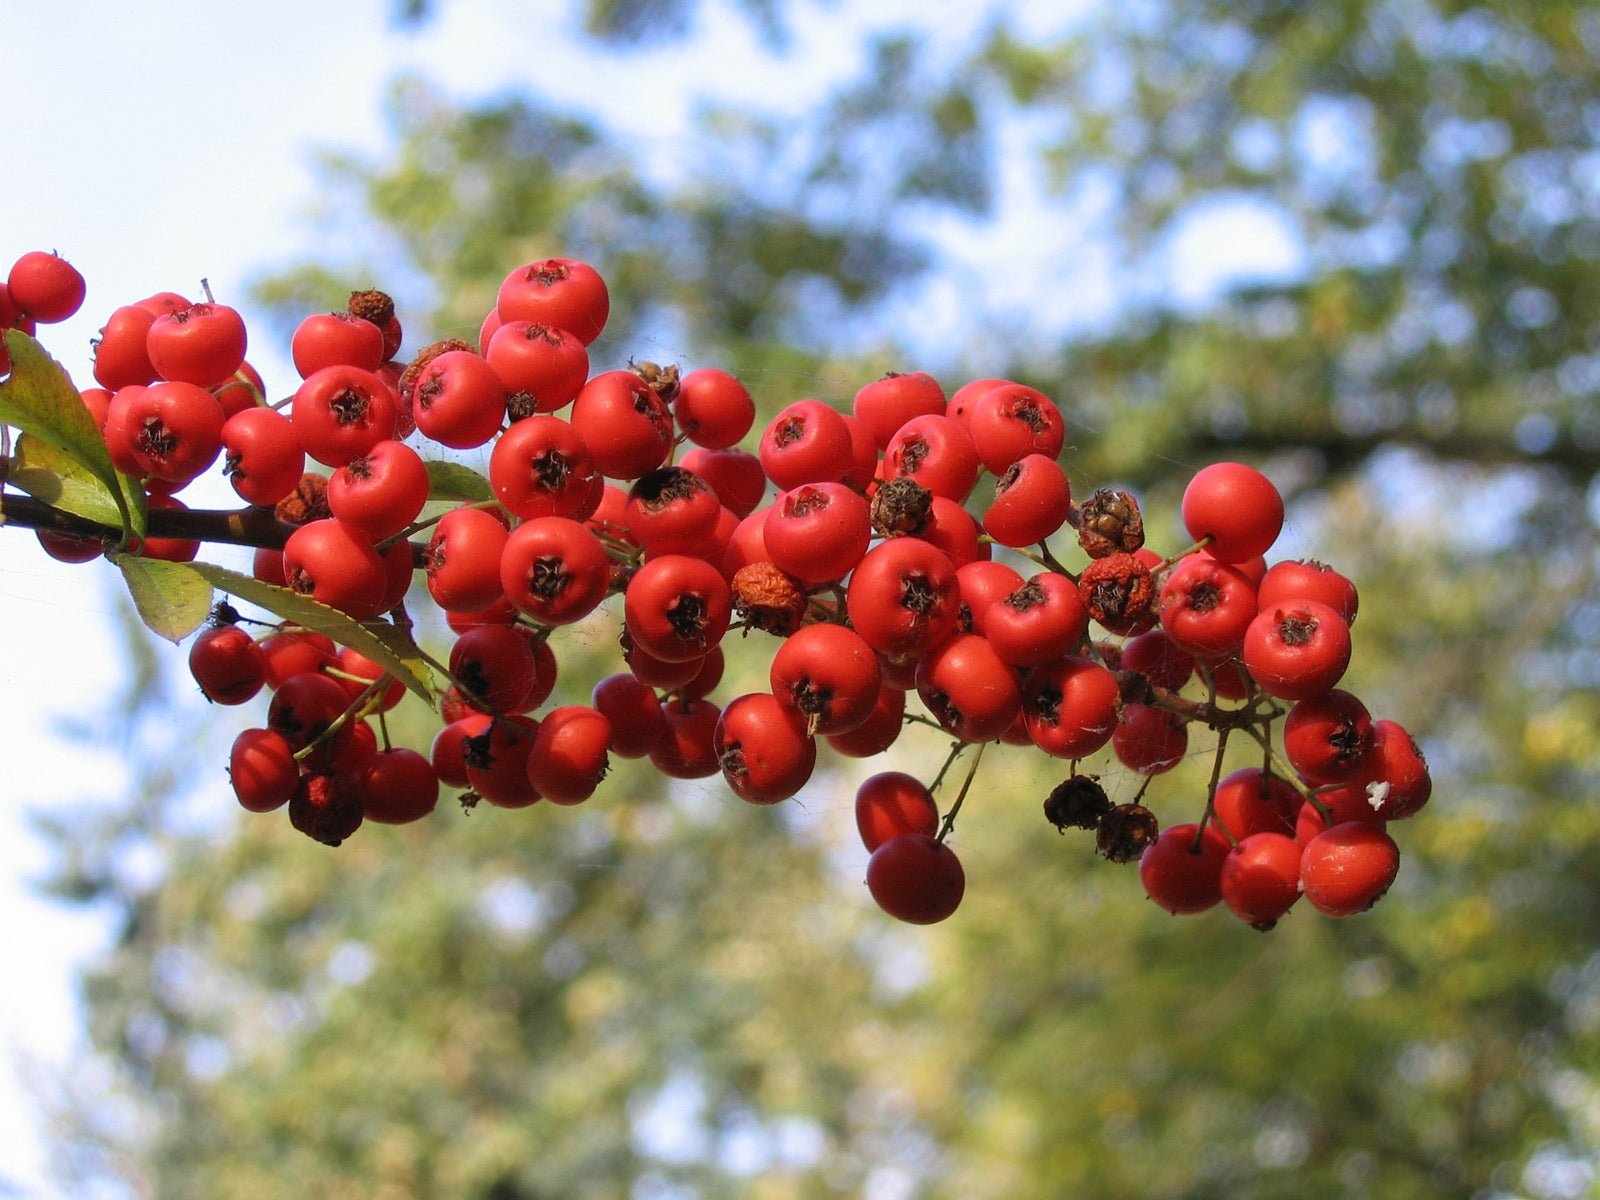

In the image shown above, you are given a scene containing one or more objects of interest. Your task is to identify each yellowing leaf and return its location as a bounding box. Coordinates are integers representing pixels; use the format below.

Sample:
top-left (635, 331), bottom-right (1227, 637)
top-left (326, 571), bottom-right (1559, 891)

top-left (0, 329), bottom-right (146, 538)
top-left (181, 561), bottom-right (438, 703)
top-left (108, 552), bottom-right (216, 644)
top-left (424, 459), bottom-right (494, 503)
top-left (7, 431), bottom-right (126, 527)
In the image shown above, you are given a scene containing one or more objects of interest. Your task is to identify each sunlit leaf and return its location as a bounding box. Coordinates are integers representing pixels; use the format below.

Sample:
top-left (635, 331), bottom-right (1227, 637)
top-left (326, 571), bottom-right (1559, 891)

top-left (6, 431), bottom-right (127, 527)
top-left (0, 329), bottom-right (146, 538)
top-left (107, 552), bottom-right (216, 644)
top-left (181, 561), bottom-right (437, 703)
top-left (424, 458), bottom-right (494, 503)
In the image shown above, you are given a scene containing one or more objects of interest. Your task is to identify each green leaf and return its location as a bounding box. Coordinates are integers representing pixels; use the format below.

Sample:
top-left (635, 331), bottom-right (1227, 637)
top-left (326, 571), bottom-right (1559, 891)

top-left (0, 329), bottom-right (146, 538)
top-left (6, 431), bottom-right (127, 527)
top-left (108, 552), bottom-right (216, 644)
top-left (181, 561), bottom-right (438, 703)
top-left (424, 458), bottom-right (494, 503)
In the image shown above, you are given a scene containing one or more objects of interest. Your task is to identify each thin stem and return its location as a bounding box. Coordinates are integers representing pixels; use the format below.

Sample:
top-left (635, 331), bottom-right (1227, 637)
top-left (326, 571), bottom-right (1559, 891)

top-left (1193, 727), bottom-right (1235, 850)
top-left (928, 740), bottom-right (968, 794)
top-left (935, 740), bottom-right (987, 844)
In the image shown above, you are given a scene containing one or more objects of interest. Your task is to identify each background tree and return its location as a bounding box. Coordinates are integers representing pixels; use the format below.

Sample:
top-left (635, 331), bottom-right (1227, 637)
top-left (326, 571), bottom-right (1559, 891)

top-left (39, 2), bottom-right (1600, 1197)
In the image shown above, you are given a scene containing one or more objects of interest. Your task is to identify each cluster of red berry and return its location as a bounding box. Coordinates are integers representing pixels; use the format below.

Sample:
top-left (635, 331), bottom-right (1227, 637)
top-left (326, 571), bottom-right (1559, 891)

top-left (0, 249), bottom-right (1429, 928)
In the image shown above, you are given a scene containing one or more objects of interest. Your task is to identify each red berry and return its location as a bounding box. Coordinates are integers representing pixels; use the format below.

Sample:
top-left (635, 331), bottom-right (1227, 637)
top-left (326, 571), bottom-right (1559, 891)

top-left (855, 771), bottom-right (939, 852)
top-left (1299, 822), bottom-right (1400, 916)
top-left (866, 833), bottom-right (965, 924)
top-left (1181, 462), bottom-right (1284, 563)
top-left (1139, 823), bottom-right (1230, 914)
top-left (8, 251), bottom-right (85, 323)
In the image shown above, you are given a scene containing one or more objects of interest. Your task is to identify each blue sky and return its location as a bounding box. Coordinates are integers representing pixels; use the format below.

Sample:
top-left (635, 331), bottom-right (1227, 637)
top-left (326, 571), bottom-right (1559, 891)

top-left (0, 3), bottom-right (1315, 1194)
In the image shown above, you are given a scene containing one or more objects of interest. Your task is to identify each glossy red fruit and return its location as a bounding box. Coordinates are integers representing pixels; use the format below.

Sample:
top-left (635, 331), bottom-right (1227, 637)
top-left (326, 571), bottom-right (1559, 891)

top-left (763, 482), bottom-right (871, 584)
top-left (267, 670), bottom-right (355, 754)
top-left (8, 251), bottom-right (85, 323)
top-left (846, 537), bottom-right (961, 659)
top-left (679, 447), bottom-right (767, 518)
top-left (464, 715), bottom-right (543, 808)
top-left (769, 623), bottom-right (882, 736)
top-left (758, 399), bottom-right (854, 489)
top-left (882, 414), bottom-right (981, 502)
top-left (965, 383), bottom-right (1065, 475)
top-left (1299, 822), bottom-right (1401, 916)
top-left (625, 466), bottom-right (722, 556)
top-left (221, 406), bottom-right (305, 506)
top-left (1022, 655), bottom-right (1121, 760)
top-left (500, 516), bottom-right (612, 626)
top-left (291, 364), bottom-right (398, 467)
top-left (1181, 462), bottom-right (1284, 563)
top-left (1211, 767), bottom-right (1301, 841)
top-left (826, 685), bottom-right (907, 758)
top-left (528, 705), bottom-right (613, 804)
top-left (624, 554), bottom-right (733, 663)
top-left (449, 625), bottom-right (539, 714)
top-left (496, 257), bottom-right (610, 345)
top-left (855, 771), bottom-right (939, 852)
top-left (426, 506), bottom-right (510, 613)
top-left (357, 747), bottom-right (440, 824)
top-left (107, 380), bottom-right (226, 485)
top-left (327, 439), bottom-right (429, 541)
top-left (281, 519), bottom-right (388, 619)
top-left (146, 303), bottom-right (248, 387)
top-left (650, 697), bottom-right (723, 779)
top-left (714, 692), bottom-right (816, 805)
top-left (229, 727), bottom-right (298, 813)
top-left (432, 714), bottom-right (491, 789)
top-left (853, 370), bottom-right (948, 450)
top-left (1348, 719), bottom-right (1431, 820)
top-left (866, 833), bottom-right (965, 924)
top-left (1242, 600), bottom-right (1352, 701)
top-left (1113, 703), bottom-right (1188, 774)
top-left (982, 453), bottom-right (1072, 548)
top-left (1220, 832), bottom-right (1304, 927)
top-left (1257, 558), bottom-right (1359, 626)
top-left (291, 311), bottom-right (385, 377)
top-left (92, 304), bottom-right (159, 389)
top-left (1157, 554), bottom-right (1259, 658)
top-left (1120, 629), bottom-right (1196, 692)
top-left (411, 348), bottom-right (509, 449)
top-left (260, 628), bottom-right (337, 688)
top-left (1283, 689), bottom-right (1374, 785)
top-left (188, 624), bottom-right (267, 705)
top-left (915, 633), bottom-right (1022, 744)
top-left (591, 673), bottom-right (667, 758)
top-left (983, 572), bottom-right (1089, 668)
top-left (482, 320), bottom-right (587, 414)
top-left (674, 367), bottom-right (756, 449)
top-left (955, 560), bottom-right (1026, 636)
top-left (1139, 823), bottom-right (1231, 914)
top-left (568, 370), bottom-right (673, 479)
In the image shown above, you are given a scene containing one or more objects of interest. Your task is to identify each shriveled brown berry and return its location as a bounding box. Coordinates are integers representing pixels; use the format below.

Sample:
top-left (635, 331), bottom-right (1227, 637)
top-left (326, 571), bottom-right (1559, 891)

top-left (631, 359), bottom-right (681, 404)
top-left (274, 473), bottom-right (331, 526)
top-left (732, 562), bottom-right (810, 636)
top-left (290, 772), bottom-right (365, 846)
top-left (346, 289), bottom-right (395, 329)
top-left (1096, 802), bottom-right (1159, 863)
top-left (870, 476), bottom-right (934, 538)
top-left (1073, 488), bottom-right (1145, 558)
top-left (1079, 553), bottom-right (1157, 636)
top-left (1044, 774), bottom-right (1112, 832)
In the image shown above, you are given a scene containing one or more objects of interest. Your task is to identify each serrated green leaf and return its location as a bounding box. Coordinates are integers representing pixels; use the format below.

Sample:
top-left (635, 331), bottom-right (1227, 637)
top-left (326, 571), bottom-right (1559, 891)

top-left (0, 329), bottom-right (146, 538)
top-left (424, 459), bottom-right (494, 503)
top-left (108, 552), bottom-right (216, 644)
top-left (181, 561), bottom-right (438, 703)
top-left (7, 431), bottom-right (126, 527)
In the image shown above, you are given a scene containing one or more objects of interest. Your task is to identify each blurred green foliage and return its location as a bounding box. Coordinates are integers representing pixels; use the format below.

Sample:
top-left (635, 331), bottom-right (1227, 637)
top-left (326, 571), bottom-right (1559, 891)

top-left (40, 2), bottom-right (1600, 1198)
